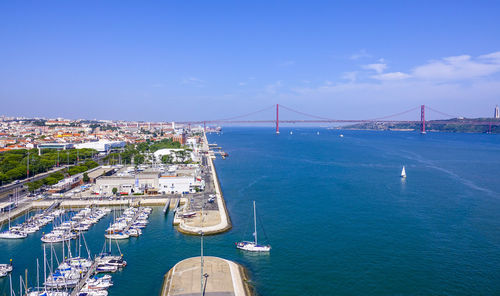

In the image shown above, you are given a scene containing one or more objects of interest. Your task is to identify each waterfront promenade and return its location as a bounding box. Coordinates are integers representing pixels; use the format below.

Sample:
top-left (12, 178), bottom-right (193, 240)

top-left (177, 131), bottom-right (232, 235)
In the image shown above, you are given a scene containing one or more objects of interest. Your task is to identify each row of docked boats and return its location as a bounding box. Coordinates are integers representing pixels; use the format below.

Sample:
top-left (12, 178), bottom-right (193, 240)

top-left (104, 207), bottom-right (152, 240)
top-left (41, 208), bottom-right (110, 243)
top-left (0, 209), bottom-right (66, 239)
top-left (9, 236), bottom-right (127, 296)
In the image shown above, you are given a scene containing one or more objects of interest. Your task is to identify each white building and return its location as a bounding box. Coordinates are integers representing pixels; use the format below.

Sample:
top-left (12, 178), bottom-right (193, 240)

top-left (158, 176), bottom-right (204, 194)
top-left (495, 105), bottom-right (499, 119)
top-left (96, 172), bottom-right (160, 195)
top-left (75, 140), bottom-right (125, 154)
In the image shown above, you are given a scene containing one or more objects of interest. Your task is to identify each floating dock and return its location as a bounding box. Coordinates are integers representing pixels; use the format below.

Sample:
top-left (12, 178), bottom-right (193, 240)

top-left (69, 261), bottom-right (98, 296)
top-left (162, 197), bottom-right (171, 214)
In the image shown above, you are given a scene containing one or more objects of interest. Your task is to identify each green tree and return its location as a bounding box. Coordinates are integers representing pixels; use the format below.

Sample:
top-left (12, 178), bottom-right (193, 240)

top-left (161, 155), bottom-right (173, 164)
top-left (83, 172), bottom-right (90, 183)
top-left (112, 187), bottom-right (118, 195)
top-left (134, 154), bottom-right (145, 165)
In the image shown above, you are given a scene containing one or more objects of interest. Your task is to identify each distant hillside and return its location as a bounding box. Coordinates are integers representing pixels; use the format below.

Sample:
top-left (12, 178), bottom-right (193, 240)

top-left (343, 118), bottom-right (500, 134)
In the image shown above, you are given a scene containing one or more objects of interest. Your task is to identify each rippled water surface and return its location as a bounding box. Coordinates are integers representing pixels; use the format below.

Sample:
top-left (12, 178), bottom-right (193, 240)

top-left (1, 128), bottom-right (500, 295)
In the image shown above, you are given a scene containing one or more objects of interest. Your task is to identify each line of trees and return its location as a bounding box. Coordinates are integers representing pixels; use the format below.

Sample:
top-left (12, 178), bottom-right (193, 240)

top-left (0, 148), bottom-right (96, 185)
top-left (25, 160), bottom-right (98, 192)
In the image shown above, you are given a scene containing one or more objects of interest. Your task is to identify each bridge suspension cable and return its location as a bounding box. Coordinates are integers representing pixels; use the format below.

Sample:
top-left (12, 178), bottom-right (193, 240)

top-left (279, 104), bottom-right (421, 122)
top-left (279, 104), bottom-right (336, 121)
top-left (426, 106), bottom-right (459, 119)
top-left (367, 106), bottom-right (420, 121)
top-left (211, 105), bottom-right (275, 122)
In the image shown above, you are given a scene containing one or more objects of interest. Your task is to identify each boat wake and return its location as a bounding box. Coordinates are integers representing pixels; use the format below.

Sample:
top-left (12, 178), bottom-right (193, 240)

top-left (401, 151), bottom-right (498, 198)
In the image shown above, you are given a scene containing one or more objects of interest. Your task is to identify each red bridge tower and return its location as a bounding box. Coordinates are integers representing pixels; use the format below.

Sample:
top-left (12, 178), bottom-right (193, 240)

top-left (421, 105), bottom-right (426, 134)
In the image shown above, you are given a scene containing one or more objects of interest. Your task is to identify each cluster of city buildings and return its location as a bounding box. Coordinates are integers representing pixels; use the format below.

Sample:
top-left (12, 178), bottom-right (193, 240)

top-left (0, 117), bottom-right (197, 154)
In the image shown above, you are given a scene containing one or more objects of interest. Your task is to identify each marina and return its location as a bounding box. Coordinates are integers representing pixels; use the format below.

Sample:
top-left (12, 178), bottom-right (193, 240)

top-left (41, 208), bottom-right (110, 243)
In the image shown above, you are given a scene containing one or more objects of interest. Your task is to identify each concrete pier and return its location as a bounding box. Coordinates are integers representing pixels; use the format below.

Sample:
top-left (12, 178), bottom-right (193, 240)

top-left (177, 132), bottom-right (232, 235)
top-left (160, 256), bottom-right (252, 296)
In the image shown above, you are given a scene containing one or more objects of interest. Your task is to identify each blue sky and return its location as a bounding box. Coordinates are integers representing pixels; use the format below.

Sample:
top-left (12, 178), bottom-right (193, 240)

top-left (1, 1), bottom-right (500, 121)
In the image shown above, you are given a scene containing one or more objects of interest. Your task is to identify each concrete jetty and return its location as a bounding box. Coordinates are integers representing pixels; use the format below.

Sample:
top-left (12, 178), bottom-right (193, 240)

top-left (160, 256), bottom-right (252, 296)
top-left (176, 132), bottom-right (232, 235)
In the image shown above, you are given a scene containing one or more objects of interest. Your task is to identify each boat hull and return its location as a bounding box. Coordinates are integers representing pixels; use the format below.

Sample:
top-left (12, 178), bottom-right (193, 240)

top-left (236, 242), bottom-right (271, 252)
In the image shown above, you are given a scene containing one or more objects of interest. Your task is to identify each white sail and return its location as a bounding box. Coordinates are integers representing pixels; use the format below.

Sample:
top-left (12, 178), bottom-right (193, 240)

top-left (401, 166), bottom-right (406, 178)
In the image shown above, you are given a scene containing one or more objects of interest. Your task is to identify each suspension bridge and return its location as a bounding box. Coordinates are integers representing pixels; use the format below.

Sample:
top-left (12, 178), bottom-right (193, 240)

top-left (174, 104), bottom-right (497, 134)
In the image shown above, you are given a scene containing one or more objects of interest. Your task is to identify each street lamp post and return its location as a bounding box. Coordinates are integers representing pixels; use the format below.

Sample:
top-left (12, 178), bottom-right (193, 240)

top-left (200, 202), bottom-right (204, 296)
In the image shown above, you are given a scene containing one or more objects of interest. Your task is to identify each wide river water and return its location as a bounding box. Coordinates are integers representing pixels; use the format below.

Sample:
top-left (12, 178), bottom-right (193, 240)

top-left (1, 127), bottom-right (500, 295)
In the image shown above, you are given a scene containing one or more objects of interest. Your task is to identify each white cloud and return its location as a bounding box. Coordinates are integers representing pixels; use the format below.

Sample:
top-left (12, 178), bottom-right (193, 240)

top-left (238, 82), bottom-right (247, 86)
top-left (181, 77), bottom-right (205, 87)
top-left (412, 53), bottom-right (500, 80)
top-left (479, 51), bottom-right (500, 62)
top-left (372, 72), bottom-right (411, 81)
top-left (362, 63), bottom-right (387, 74)
top-left (266, 80), bottom-right (283, 94)
top-left (350, 49), bottom-right (371, 60)
top-left (341, 71), bottom-right (358, 82)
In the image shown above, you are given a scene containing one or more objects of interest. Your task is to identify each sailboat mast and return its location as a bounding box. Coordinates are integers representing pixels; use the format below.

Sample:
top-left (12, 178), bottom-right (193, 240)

top-left (253, 201), bottom-right (257, 245)
top-left (43, 245), bottom-right (46, 288)
top-left (37, 258), bottom-right (40, 290)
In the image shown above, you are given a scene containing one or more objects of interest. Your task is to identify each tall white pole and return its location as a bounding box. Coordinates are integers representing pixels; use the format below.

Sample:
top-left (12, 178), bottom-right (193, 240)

top-left (200, 204), bottom-right (204, 296)
top-left (9, 274), bottom-right (13, 296)
top-left (43, 245), bottom-right (47, 288)
top-left (37, 258), bottom-right (40, 290)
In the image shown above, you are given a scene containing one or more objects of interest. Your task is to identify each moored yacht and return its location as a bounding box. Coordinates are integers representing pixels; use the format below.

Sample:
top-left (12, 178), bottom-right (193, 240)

top-left (236, 201), bottom-right (271, 252)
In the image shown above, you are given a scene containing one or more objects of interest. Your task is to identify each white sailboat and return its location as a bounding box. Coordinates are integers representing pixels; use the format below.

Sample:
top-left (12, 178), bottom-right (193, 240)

top-left (0, 206), bottom-right (27, 239)
top-left (236, 201), bottom-right (271, 252)
top-left (401, 166), bottom-right (407, 178)
top-left (0, 259), bottom-right (13, 277)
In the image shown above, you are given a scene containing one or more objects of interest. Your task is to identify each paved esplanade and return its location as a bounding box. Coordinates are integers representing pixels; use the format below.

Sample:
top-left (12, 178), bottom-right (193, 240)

top-left (177, 131), bottom-right (231, 235)
top-left (161, 256), bottom-right (248, 296)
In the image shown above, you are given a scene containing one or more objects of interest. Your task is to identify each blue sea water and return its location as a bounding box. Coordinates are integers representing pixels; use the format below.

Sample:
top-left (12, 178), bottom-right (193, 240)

top-left (1, 127), bottom-right (500, 295)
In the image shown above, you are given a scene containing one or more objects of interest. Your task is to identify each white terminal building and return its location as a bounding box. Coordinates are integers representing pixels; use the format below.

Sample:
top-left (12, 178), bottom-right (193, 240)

top-left (95, 167), bottom-right (204, 195)
top-left (75, 140), bottom-right (126, 154)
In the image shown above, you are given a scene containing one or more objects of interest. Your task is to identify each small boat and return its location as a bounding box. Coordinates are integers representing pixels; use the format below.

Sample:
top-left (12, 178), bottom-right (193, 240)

top-left (317, 131), bottom-right (320, 135)
top-left (77, 291), bottom-right (108, 296)
top-left (27, 290), bottom-right (69, 296)
top-left (181, 211), bottom-right (197, 218)
top-left (236, 201), bottom-right (271, 252)
top-left (0, 260), bottom-right (13, 277)
top-left (104, 232), bottom-right (129, 240)
top-left (0, 208), bottom-right (27, 239)
top-left (96, 264), bottom-right (118, 273)
top-left (125, 228), bottom-right (141, 237)
top-left (401, 166), bottom-right (407, 178)
top-left (0, 230), bottom-right (27, 239)
top-left (290, 131), bottom-right (293, 135)
top-left (339, 134), bottom-right (344, 138)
